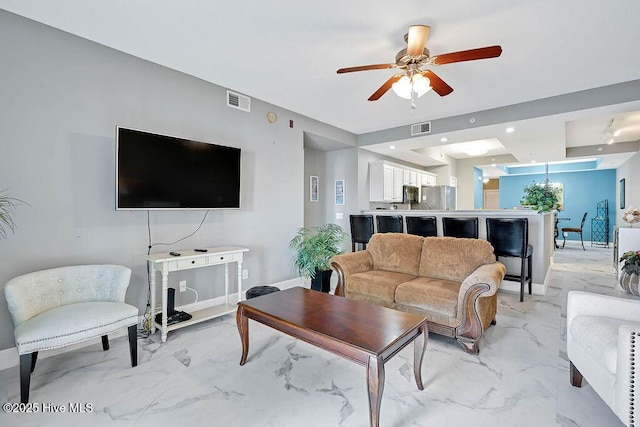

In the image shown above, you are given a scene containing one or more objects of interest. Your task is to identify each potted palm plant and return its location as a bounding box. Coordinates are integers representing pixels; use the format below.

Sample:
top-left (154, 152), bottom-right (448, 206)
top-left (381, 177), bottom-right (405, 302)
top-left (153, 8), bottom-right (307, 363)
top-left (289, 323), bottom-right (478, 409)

top-left (0, 190), bottom-right (25, 239)
top-left (289, 223), bottom-right (348, 293)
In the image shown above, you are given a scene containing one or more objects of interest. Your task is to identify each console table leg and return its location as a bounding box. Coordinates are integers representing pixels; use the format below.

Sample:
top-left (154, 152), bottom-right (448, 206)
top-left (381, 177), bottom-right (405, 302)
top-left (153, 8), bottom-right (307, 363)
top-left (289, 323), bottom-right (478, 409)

top-left (236, 306), bottom-right (249, 365)
top-left (366, 355), bottom-right (384, 427)
top-left (413, 323), bottom-right (428, 390)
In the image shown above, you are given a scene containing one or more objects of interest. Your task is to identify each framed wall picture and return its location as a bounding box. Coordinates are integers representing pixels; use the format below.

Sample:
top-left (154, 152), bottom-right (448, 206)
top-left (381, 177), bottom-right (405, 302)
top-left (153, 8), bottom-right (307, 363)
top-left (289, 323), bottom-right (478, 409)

top-left (310, 176), bottom-right (318, 202)
top-left (335, 179), bottom-right (345, 205)
top-left (620, 178), bottom-right (626, 209)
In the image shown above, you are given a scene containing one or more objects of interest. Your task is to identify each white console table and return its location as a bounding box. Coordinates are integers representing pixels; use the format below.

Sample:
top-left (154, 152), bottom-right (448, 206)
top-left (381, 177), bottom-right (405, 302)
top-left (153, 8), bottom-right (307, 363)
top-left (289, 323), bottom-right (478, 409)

top-left (146, 246), bottom-right (249, 342)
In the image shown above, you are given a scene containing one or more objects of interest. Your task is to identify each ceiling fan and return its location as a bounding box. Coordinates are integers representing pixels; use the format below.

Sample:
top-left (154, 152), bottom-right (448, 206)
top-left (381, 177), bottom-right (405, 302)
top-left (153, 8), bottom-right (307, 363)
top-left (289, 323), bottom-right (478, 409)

top-left (337, 25), bottom-right (502, 107)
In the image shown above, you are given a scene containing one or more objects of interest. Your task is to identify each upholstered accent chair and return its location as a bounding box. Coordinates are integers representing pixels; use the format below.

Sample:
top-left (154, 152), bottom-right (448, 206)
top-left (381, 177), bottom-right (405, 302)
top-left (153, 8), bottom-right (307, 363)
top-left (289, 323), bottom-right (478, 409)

top-left (567, 291), bottom-right (640, 426)
top-left (4, 265), bottom-right (139, 403)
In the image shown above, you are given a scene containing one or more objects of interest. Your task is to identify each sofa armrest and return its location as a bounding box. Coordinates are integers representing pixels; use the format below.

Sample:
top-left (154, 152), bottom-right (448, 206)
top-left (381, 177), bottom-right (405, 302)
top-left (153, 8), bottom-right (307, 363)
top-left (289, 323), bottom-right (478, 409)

top-left (568, 291), bottom-right (640, 328)
top-left (614, 324), bottom-right (640, 424)
top-left (330, 251), bottom-right (374, 297)
top-left (458, 262), bottom-right (506, 301)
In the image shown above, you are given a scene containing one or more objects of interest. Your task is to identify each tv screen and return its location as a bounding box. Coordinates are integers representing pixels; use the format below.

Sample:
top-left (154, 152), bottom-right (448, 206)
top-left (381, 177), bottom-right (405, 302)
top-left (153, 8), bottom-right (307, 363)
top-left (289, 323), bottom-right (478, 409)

top-left (116, 127), bottom-right (241, 210)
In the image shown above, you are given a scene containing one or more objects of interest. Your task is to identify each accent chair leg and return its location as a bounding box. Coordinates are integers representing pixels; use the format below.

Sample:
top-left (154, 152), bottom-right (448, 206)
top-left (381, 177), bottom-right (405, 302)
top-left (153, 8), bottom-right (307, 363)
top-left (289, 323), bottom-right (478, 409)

top-left (570, 361), bottom-right (583, 387)
top-left (457, 337), bottom-right (480, 355)
top-left (351, 242), bottom-right (355, 252)
top-left (30, 351), bottom-right (38, 373)
top-left (562, 233), bottom-right (566, 248)
top-left (580, 232), bottom-right (585, 250)
top-left (101, 335), bottom-right (109, 351)
top-left (19, 353), bottom-right (33, 404)
top-left (128, 325), bottom-right (138, 367)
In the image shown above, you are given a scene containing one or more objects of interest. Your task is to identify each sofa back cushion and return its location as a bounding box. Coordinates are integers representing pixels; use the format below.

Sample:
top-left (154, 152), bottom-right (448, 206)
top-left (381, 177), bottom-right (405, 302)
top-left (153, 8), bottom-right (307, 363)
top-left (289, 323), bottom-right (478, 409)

top-left (420, 237), bottom-right (496, 282)
top-left (367, 233), bottom-right (424, 276)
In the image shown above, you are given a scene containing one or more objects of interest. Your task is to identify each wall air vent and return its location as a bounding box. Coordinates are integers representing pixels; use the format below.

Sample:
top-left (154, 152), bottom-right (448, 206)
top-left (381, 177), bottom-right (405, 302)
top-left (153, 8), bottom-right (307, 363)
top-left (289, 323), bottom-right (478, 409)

top-left (226, 90), bottom-right (251, 112)
top-left (411, 121), bottom-right (431, 136)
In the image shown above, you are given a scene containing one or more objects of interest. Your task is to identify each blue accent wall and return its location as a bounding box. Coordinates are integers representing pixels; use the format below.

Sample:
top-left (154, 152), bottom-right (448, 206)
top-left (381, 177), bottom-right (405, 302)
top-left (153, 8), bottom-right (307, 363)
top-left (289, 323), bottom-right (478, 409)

top-left (499, 169), bottom-right (616, 242)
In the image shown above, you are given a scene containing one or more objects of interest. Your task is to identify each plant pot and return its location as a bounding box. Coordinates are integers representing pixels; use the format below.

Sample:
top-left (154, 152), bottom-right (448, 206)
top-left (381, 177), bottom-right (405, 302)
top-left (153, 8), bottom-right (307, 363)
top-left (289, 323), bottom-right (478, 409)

top-left (619, 271), bottom-right (640, 296)
top-left (311, 268), bottom-right (332, 293)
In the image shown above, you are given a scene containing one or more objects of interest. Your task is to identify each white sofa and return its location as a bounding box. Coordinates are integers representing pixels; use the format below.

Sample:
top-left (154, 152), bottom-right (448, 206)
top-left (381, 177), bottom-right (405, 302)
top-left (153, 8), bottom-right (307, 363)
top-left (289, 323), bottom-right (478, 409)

top-left (567, 291), bottom-right (640, 427)
top-left (4, 265), bottom-right (139, 403)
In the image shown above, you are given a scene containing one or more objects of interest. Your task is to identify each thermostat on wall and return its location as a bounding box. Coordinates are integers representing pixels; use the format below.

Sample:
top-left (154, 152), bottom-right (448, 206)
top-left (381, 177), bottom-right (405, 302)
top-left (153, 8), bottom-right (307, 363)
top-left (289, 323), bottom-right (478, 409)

top-left (266, 112), bottom-right (277, 123)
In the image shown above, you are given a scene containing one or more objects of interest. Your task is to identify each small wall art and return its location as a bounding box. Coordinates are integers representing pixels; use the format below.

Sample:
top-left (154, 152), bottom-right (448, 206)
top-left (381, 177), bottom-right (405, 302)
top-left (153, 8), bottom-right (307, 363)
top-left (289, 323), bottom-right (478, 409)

top-left (335, 179), bottom-right (344, 205)
top-left (310, 176), bottom-right (318, 202)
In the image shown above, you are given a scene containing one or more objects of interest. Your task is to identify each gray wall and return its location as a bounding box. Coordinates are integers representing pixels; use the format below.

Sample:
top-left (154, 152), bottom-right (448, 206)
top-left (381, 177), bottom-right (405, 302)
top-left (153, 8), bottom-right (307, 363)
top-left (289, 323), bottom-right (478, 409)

top-left (617, 152), bottom-right (640, 225)
top-left (0, 11), bottom-right (354, 350)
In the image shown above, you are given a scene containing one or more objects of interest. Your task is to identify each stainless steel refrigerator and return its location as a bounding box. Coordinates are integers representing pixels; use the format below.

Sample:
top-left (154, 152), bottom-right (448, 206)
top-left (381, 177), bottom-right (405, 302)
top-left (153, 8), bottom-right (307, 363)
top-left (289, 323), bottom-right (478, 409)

top-left (420, 185), bottom-right (457, 210)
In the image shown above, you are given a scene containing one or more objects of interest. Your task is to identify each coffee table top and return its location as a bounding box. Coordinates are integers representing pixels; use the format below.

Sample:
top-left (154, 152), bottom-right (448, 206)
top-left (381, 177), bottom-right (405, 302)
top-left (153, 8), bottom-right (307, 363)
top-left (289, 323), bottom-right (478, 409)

top-left (238, 287), bottom-right (426, 355)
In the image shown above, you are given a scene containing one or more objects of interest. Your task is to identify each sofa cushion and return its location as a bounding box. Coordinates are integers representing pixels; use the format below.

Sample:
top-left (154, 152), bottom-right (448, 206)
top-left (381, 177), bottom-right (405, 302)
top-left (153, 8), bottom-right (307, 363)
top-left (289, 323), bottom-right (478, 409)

top-left (420, 237), bottom-right (496, 283)
top-left (569, 315), bottom-right (640, 375)
top-left (395, 277), bottom-right (461, 319)
top-left (346, 270), bottom-right (417, 305)
top-left (367, 233), bottom-right (424, 276)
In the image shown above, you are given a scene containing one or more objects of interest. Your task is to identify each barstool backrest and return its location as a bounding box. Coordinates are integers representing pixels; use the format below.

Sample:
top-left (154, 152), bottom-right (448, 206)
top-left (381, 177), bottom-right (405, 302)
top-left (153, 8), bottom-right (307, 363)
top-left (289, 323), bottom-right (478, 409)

top-left (486, 218), bottom-right (529, 257)
top-left (376, 215), bottom-right (403, 233)
top-left (406, 216), bottom-right (437, 237)
top-left (442, 217), bottom-right (479, 239)
top-left (350, 215), bottom-right (374, 246)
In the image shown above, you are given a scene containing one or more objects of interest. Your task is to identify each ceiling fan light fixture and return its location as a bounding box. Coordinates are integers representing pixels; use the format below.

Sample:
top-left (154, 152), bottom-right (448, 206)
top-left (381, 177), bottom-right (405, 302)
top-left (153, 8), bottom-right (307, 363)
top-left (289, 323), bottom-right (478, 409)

top-left (391, 74), bottom-right (431, 99)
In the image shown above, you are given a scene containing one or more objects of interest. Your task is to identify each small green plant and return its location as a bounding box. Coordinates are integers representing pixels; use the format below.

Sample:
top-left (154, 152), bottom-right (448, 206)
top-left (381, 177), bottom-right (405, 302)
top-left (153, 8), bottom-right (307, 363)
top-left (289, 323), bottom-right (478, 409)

top-left (0, 190), bottom-right (26, 239)
top-left (521, 180), bottom-right (560, 214)
top-left (289, 223), bottom-right (348, 279)
top-left (620, 250), bottom-right (640, 275)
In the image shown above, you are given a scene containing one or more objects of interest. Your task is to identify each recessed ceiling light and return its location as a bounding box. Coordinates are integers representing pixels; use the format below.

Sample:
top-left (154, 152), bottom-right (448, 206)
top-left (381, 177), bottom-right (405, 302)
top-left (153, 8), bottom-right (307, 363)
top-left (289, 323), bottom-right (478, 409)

top-left (597, 146), bottom-right (603, 152)
top-left (505, 127), bottom-right (515, 133)
top-left (440, 137), bottom-right (448, 142)
top-left (389, 145), bottom-right (396, 150)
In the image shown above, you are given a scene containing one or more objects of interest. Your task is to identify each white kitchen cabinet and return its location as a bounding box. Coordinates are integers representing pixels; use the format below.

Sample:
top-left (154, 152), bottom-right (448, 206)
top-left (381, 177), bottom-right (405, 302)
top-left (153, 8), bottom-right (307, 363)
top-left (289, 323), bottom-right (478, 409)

top-left (370, 162), bottom-right (403, 202)
top-left (421, 173), bottom-right (437, 186)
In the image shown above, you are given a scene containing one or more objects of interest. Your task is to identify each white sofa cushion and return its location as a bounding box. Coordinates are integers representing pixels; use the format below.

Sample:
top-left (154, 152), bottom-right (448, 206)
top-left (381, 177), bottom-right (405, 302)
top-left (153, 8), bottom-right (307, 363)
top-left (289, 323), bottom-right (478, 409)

top-left (14, 301), bottom-right (138, 354)
top-left (570, 315), bottom-right (640, 375)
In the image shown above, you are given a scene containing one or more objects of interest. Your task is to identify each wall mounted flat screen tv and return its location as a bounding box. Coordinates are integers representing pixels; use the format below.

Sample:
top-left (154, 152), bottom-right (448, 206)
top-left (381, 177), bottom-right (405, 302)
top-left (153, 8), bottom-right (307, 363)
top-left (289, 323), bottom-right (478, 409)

top-left (116, 127), bottom-right (241, 210)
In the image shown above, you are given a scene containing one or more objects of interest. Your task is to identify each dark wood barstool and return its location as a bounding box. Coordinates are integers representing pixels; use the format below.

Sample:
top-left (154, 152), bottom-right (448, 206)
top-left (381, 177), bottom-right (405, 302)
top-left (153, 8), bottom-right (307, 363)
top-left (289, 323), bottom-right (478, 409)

top-left (442, 217), bottom-right (478, 238)
top-left (349, 214), bottom-right (374, 251)
top-left (376, 215), bottom-right (403, 233)
top-left (486, 218), bottom-right (533, 302)
top-left (406, 216), bottom-right (437, 237)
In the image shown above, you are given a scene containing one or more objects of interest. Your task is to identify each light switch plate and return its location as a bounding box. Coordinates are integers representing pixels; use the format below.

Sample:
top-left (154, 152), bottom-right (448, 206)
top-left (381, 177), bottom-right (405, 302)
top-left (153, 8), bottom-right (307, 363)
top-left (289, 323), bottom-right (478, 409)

top-left (336, 212), bottom-right (343, 219)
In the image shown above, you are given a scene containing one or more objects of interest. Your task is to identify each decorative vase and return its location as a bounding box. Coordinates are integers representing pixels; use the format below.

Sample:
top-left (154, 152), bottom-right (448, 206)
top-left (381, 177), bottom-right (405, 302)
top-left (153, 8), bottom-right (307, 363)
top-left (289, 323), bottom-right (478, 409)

top-left (311, 268), bottom-right (333, 293)
top-left (619, 271), bottom-right (640, 296)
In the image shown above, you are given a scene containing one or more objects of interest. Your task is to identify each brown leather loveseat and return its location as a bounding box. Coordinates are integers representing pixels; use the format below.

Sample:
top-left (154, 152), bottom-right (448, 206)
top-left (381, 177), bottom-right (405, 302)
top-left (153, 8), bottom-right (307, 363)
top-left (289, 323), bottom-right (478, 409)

top-left (330, 233), bottom-right (506, 354)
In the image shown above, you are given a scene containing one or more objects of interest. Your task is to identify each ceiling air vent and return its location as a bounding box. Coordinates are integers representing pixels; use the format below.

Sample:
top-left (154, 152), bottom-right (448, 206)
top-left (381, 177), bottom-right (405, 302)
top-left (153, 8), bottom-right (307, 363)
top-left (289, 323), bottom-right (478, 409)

top-left (226, 90), bottom-right (251, 112)
top-left (411, 121), bottom-right (431, 136)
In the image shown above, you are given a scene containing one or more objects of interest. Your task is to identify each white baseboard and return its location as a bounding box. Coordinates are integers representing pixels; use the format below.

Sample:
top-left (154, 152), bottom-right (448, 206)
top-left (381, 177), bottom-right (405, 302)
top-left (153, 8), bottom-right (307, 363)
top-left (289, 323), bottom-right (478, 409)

top-left (0, 276), bottom-right (306, 372)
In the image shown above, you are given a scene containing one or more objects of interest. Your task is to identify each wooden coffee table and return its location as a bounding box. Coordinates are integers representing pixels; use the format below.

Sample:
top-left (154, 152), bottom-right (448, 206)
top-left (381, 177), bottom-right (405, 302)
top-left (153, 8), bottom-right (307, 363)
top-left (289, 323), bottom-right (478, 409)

top-left (236, 286), bottom-right (428, 427)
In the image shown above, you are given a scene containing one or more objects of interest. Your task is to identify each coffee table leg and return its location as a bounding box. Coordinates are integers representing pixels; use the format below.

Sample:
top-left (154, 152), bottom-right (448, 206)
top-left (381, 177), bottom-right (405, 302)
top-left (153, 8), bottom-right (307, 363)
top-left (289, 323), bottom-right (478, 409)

top-left (236, 306), bottom-right (249, 366)
top-left (413, 323), bottom-right (428, 390)
top-left (366, 355), bottom-right (385, 427)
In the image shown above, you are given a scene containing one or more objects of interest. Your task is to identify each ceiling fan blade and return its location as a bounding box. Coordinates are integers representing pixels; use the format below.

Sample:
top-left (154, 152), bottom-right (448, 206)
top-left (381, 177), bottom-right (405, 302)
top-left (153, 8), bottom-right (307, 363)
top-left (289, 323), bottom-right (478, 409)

top-left (422, 70), bottom-right (453, 97)
top-left (337, 64), bottom-right (395, 74)
top-left (406, 25), bottom-right (430, 57)
top-left (368, 75), bottom-right (402, 101)
top-left (431, 45), bottom-right (502, 65)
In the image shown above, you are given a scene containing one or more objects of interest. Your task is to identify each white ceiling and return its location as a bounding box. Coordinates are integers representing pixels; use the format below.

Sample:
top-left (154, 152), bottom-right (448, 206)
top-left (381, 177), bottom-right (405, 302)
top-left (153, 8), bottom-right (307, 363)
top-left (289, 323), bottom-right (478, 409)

top-left (2, 0), bottom-right (640, 169)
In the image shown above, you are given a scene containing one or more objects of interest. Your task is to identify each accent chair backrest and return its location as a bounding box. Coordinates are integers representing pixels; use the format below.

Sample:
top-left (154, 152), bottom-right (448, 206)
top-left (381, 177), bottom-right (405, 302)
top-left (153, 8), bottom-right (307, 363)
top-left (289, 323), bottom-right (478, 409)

top-left (4, 265), bottom-right (132, 325)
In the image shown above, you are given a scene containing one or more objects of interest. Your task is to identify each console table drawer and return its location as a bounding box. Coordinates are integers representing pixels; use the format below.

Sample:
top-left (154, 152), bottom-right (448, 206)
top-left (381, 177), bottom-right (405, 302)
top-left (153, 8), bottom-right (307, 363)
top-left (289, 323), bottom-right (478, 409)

top-left (176, 258), bottom-right (207, 269)
top-left (208, 254), bottom-right (234, 264)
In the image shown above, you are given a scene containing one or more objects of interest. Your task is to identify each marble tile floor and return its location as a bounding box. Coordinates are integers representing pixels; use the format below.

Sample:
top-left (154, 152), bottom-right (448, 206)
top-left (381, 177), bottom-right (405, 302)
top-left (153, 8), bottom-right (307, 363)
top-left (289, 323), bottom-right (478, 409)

top-left (0, 243), bottom-right (629, 427)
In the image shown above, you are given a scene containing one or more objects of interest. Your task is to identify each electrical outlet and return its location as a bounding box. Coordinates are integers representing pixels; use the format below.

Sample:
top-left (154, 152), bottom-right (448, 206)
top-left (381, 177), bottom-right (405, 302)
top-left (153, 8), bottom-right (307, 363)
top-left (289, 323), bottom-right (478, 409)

top-left (242, 269), bottom-right (248, 280)
top-left (179, 280), bottom-right (187, 292)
